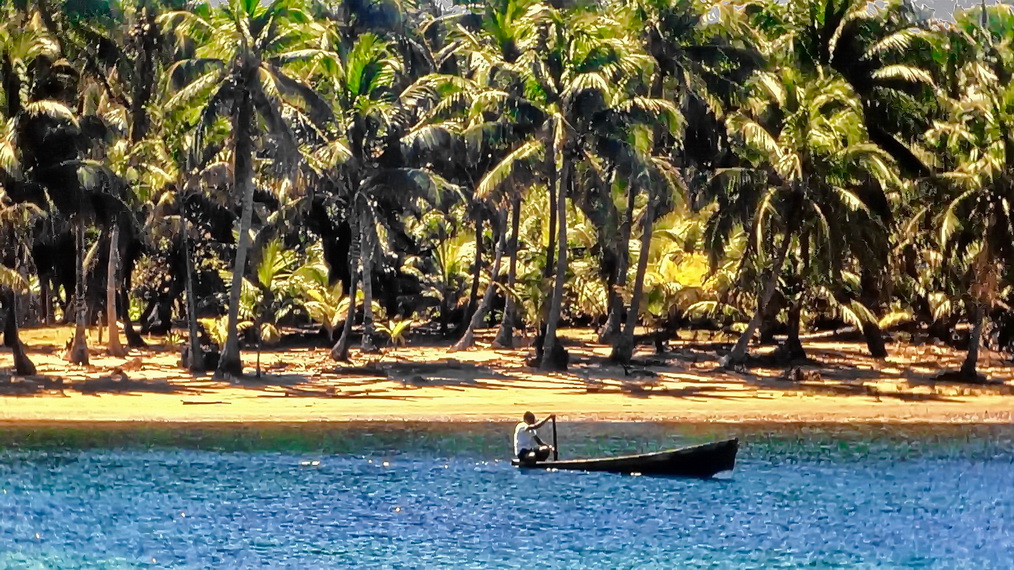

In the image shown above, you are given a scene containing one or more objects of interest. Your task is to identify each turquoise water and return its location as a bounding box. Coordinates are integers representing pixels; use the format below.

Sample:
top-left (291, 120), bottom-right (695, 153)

top-left (1, 423), bottom-right (1013, 568)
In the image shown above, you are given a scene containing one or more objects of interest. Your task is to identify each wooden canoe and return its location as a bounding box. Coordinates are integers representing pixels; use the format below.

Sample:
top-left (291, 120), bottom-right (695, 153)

top-left (511, 438), bottom-right (738, 478)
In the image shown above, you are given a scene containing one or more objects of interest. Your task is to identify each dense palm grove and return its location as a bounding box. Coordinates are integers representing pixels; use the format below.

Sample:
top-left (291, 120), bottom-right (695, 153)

top-left (0, 0), bottom-right (1012, 382)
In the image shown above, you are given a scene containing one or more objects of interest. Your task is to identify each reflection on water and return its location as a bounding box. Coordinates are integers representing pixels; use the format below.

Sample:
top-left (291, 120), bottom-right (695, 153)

top-left (1, 423), bottom-right (1012, 568)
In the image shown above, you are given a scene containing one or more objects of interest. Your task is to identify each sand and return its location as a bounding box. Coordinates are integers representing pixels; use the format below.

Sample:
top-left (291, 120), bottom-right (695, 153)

top-left (1, 326), bottom-right (1013, 424)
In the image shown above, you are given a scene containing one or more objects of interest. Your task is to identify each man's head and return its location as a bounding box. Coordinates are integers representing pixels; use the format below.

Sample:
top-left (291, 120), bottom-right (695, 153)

top-left (523, 411), bottom-right (536, 425)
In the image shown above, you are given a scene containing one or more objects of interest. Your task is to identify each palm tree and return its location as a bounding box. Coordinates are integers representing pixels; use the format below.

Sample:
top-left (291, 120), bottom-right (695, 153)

top-left (161, 0), bottom-right (333, 377)
top-left (452, 208), bottom-right (507, 350)
top-left (777, 0), bottom-right (936, 174)
top-left (922, 3), bottom-right (1014, 381)
top-left (0, 4), bottom-right (91, 358)
top-left (320, 30), bottom-right (460, 358)
top-left (593, 0), bottom-right (761, 345)
top-left (470, 6), bottom-right (670, 368)
top-left (711, 68), bottom-right (897, 367)
top-left (425, 0), bottom-right (548, 349)
top-left (14, 85), bottom-right (115, 367)
top-left (0, 184), bottom-right (39, 376)
top-left (608, 156), bottom-right (686, 364)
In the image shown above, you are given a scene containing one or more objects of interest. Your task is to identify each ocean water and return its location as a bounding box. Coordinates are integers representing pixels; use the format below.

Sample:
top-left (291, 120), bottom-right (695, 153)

top-left (1, 423), bottom-right (1012, 569)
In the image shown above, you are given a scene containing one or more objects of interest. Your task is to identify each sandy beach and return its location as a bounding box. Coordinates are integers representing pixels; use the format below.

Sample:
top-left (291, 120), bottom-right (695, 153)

top-left (2, 326), bottom-right (1013, 424)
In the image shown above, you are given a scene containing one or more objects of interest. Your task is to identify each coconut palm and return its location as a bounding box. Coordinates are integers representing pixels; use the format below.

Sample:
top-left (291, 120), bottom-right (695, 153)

top-left (772, 0), bottom-right (936, 174)
top-left (161, 0), bottom-right (334, 377)
top-left (0, 183), bottom-right (40, 375)
top-left (710, 68), bottom-right (898, 367)
top-left (12, 54), bottom-right (124, 366)
top-left (592, 0), bottom-right (760, 345)
top-left (922, 3), bottom-right (1014, 381)
top-left (452, 208), bottom-right (507, 350)
top-left (471, 6), bottom-right (674, 368)
top-left (432, 0), bottom-right (550, 348)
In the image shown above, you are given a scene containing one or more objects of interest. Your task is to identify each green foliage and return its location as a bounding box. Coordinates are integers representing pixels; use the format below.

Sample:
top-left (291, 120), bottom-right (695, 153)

top-left (376, 317), bottom-right (416, 346)
top-left (3, 0), bottom-right (1014, 366)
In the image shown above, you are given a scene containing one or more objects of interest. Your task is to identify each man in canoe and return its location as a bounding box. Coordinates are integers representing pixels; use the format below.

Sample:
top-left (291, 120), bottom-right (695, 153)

top-left (514, 411), bottom-right (556, 464)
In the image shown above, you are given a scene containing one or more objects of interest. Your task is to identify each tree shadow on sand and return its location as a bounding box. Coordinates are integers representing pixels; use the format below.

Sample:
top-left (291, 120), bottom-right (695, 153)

top-left (73, 373), bottom-right (200, 395)
top-left (0, 374), bottom-right (64, 396)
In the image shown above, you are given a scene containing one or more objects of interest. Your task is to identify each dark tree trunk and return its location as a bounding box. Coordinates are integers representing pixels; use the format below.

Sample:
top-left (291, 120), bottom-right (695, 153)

top-left (544, 152), bottom-right (557, 279)
top-left (722, 227), bottom-right (794, 368)
top-left (461, 212), bottom-right (484, 334)
top-left (494, 197), bottom-right (522, 348)
top-left (862, 322), bottom-right (888, 359)
top-left (859, 269), bottom-right (888, 358)
top-left (2, 287), bottom-right (36, 376)
top-left (960, 302), bottom-right (985, 382)
top-left (610, 189), bottom-right (653, 364)
top-left (2, 54), bottom-right (21, 118)
top-left (598, 175), bottom-right (637, 344)
top-left (778, 300), bottom-right (806, 361)
top-left (119, 287), bottom-right (146, 348)
top-left (106, 226), bottom-right (126, 357)
top-left (129, 3), bottom-right (157, 144)
top-left (597, 248), bottom-right (623, 344)
top-left (757, 291), bottom-right (783, 345)
top-left (331, 211), bottom-right (359, 361)
top-left (66, 219), bottom-right (89, 365)
top-left (331, 276), bottom-right (359, 362)
top-left (182, 214), bottom-right (204, 372)
top-left (359, 211), bottom-right (378, 353)
top-left (216, 89), bottom-right (256, 379)
top-left (541, 161), bottom-right (569, 370)
top-left (454, 212), bottom-right (507, 350)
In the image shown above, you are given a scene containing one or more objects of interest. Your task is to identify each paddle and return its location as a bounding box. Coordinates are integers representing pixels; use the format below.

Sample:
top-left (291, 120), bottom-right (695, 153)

top-left (551, 415), bottom-right (559, 460)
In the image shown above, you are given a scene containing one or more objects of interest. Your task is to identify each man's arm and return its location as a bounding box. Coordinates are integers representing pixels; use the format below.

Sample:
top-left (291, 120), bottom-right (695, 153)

top-left (532, 432), bottom-right (553, 449)
top-left (533, 414), bottom-right (556, 429)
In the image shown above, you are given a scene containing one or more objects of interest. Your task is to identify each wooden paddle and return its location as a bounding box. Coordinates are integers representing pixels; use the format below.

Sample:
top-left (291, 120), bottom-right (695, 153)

top-left (551, 415), bottom-right (559, 460)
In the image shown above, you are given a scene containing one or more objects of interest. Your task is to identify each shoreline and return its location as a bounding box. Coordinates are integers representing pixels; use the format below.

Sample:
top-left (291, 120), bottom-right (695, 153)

top-left (3, 327), bottom-right (1014, 425)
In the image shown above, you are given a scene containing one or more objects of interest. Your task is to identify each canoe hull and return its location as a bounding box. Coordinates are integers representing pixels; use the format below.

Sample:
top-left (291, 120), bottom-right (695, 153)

top-left (511, 438), bottom-right (738, 478)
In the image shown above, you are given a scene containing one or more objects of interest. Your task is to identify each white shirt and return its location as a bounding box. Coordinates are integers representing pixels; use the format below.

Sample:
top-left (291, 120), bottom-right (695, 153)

top-left (513, 422), bottom-right (539, 455)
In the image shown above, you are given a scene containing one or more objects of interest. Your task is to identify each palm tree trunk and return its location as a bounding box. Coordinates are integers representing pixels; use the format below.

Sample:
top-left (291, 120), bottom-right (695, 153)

top-left (862, 322), bottom-right (888, 359)
top-left (40, 279), bottom-right (52, 325)
top-left (182, 214), bottom-right (204, 372)
top-left (2, 287), bottom-right (35, 376)
top-left (722, 228), bottom-right (794, 368)
top-left (120, 287), bottom-right (146, 348)
top-left (960, 302), bottom-right (985, 381)
top-left (544, 150), bottom-right (557, 278)
top-left (66, 219), bottom-right (89, 365)
top-left (757, 292), bottom-right (784, 345)
top-left (216, 91), bottom-right (256, 379)
top-left (494, 197), bottom-right (522, 348)
top-left (455, 211), bottom-right (507, 351)
top-left (860, 269), bottom-right (888, 358)
top-left (778, 299), bottom-right (805, 361)
top-left (332, 214), bottom-right (361, 361)
top-left (331, 276), bottom-right (359, 361)
top-left (597, 251), bottom-right (623, 344)
top-left (129, 3), bottom-right (156, 144)
top-left (541, 161), bottom-right (569, 370)
top-left (359, 210), bottom-right (378, 353)
top-left (106, 225), bottom-right (126, 357)
top-left (610, 190), bottom-right (653, 364)
top-left (599, 175), bottom-right (637, 344)
top-left (461, 212), bottom-right (484, 334)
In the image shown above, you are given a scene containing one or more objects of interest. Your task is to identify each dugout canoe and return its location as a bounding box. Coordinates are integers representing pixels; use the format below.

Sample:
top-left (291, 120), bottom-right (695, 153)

top-left (511, 438), bottom-right (738, 478)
